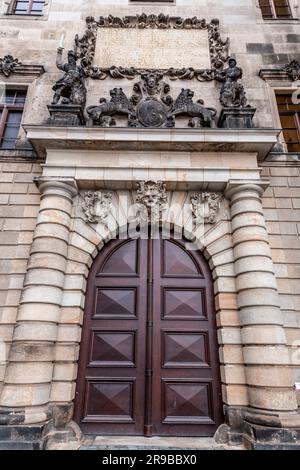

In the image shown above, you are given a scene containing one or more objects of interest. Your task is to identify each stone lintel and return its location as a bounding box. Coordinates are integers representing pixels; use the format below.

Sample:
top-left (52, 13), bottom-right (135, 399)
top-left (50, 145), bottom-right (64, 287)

top-left (23, 126), bottom-right (280, 161)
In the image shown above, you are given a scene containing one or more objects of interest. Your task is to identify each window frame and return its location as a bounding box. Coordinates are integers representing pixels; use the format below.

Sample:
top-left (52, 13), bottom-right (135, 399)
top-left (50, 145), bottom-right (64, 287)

top-left (0, 89), bottom-right (27, 150)
top-left (259, 0), bottom-right (293, 20)
top-left (275, 90), bottom-right (300, 152)
top-left (7, 0), bottom-right (46, 16)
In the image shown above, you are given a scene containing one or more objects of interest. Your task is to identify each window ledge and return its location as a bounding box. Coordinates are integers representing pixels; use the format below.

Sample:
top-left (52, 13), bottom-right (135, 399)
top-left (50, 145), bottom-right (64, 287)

top-left (259, 19), bottom-right (299, 24)
top-left (1, 13), bottom-right (47, 21)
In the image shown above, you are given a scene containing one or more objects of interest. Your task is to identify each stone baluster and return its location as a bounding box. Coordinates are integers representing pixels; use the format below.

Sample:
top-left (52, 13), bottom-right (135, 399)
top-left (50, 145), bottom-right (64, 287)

top-left (0, 178), bottom-right (77, 426)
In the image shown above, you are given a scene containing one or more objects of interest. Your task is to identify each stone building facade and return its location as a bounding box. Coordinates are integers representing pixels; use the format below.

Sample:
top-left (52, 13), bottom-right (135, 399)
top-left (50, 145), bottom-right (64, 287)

top-left (0, 0), bottom-right (300, 450)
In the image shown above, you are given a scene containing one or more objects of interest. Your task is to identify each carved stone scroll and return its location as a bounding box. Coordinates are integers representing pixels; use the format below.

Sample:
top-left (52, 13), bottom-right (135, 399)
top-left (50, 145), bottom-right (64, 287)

top-left (82, 191), bottom-right (112, 224)
top-left (191, 192), bottom-right (222, 225)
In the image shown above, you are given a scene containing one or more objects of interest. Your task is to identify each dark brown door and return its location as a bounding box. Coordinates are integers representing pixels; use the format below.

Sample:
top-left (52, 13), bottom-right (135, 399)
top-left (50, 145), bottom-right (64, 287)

top-left (74, 235), bottom-right (223, 436)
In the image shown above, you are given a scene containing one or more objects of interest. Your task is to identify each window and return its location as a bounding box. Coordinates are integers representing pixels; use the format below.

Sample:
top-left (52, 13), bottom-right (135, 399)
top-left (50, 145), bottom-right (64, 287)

top-left (11, 0), bottom-right (45, 15)
top-left (259, 0), bottom-right (292, 19)
top-left (0, 90), bottom-right (26, 150)
top-left (276, 93), bottom-right (300, 152)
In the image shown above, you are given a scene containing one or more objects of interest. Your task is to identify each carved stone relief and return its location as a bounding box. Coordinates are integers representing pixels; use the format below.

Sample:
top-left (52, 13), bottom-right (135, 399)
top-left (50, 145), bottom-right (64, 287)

top-left (87, 72), bottom-right (217, 128)
top-left (283, 60), bottom-right (300, 81)
top-left (82, 191), bottom-right (112, 224)
top-left (136, 180), bottom-right (168, 223)
top-left (191, 192), bottom-right (222, 225)
top-left (74, 15), bottom-right (230, 81)
top-left (0, 55), bottom-right (21, 77)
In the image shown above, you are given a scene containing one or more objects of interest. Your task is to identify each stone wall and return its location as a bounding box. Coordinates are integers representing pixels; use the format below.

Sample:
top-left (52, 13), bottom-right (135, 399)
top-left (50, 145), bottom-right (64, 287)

top-left (0, 159), bottom-right (42, 396)
top-left (261, 163), bottom-right (300, 403)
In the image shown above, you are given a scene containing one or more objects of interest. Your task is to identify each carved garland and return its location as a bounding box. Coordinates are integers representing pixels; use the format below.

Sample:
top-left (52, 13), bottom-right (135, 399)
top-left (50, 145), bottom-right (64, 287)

top-left (74, 15), bottom-right (230, 81)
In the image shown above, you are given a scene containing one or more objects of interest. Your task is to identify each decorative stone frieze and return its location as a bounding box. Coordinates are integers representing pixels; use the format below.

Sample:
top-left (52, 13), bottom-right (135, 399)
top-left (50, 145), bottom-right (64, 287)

top-left (81, 191), bottom-right (112, 224)
top-left (191, 192), bottom-right (222, 225)
top-left (136, 180), bottom-right (168, 223)
top-left (75, 15), bottom-right (229, 80)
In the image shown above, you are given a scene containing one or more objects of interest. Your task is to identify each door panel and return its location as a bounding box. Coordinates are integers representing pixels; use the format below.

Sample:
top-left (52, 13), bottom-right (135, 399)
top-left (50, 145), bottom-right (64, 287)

top-left (74, 235), bottom-right (223, 436)
top-left (151, 238), bottom-right (222, 436)
top-left (74, 238), bottom-right (148, 435)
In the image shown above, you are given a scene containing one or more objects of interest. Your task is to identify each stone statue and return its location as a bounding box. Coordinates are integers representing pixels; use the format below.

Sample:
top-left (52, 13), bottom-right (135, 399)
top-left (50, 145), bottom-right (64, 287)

top-left (171, 89), bottom-right (217, 128)
top-left (216, 57), bottom-right (247, 108)
top-left (52, 48), bottom-right (87, 106)
top-left (86, 88), bottom-right (132, 126)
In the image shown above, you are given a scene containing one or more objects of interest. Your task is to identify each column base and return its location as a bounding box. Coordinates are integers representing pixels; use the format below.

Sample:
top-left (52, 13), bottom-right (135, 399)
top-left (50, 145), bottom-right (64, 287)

top-left (243, 422), bottom-right (300, 450)
top-left (220, 405), bottom-right (300, 449)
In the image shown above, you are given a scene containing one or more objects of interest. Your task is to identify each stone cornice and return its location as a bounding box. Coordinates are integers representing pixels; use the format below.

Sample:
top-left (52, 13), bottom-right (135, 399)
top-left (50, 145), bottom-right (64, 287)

top-left (24, 126), bottom-right (280, 160)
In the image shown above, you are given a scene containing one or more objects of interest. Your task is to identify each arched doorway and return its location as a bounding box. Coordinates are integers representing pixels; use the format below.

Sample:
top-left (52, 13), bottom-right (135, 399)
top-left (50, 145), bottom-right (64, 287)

top-left (74, 234), bottom-right (223, 436)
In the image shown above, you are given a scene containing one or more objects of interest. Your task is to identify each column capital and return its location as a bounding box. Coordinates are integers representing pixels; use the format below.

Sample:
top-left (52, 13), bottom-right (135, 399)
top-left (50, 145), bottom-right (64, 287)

top-left (34, 177), bottom-right (78, 200)
top-left (225, 179), bottom-right (270, 201)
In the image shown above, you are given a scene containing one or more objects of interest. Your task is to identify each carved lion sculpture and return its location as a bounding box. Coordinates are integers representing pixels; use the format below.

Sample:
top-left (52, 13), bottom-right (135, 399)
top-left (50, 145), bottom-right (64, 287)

top-left (86, 87), bottom-right (132, 126)
top-left (170, 88), bottom-right (217, 128)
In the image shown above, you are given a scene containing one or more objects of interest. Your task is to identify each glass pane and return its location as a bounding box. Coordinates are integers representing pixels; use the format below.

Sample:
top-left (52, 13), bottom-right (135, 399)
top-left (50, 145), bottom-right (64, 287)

top-left (259, 0), bottom-right (274, 18)
top-left (274, 0), bottom-right (292, 18)
top-left (7, 111), bottom-right (22, 124)
top-left (1, 125), bottom-right (20, 149)
top-left (1, 91), bottom-right (16, 105)
top-left (14, 1), bottom-right (29, 14)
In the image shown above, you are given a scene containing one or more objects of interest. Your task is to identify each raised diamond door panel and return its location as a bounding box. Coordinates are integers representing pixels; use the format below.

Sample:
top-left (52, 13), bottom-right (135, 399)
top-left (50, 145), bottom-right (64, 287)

top-left (89, 331), bottom-right (136, 366)
top-left (84, 380), bottom-right (135, 422)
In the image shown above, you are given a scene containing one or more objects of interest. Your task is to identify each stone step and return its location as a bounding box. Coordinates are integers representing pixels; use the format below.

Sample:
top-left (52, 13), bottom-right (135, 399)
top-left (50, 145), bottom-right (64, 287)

top-left (0, 441), bottom-right (41, 450)
top-left (79, 445), bottom-right (229, 451)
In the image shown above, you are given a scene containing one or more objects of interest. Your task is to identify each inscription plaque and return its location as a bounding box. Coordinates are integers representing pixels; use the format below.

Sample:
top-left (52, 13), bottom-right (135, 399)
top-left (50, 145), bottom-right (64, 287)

top-left (94, 29), bottom-right (210, 70)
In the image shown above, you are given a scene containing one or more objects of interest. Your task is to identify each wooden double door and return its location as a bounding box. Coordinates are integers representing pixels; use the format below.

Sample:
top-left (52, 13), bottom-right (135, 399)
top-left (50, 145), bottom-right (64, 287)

top-left (74, 235), bottom-right (223, 436)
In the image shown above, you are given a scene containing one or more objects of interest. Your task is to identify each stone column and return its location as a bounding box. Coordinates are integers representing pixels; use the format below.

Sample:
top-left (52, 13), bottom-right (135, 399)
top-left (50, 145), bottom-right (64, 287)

top-left (0, 178), bottom-right (77, 427)
top-left (225, 181), bottom-right (299, 433)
